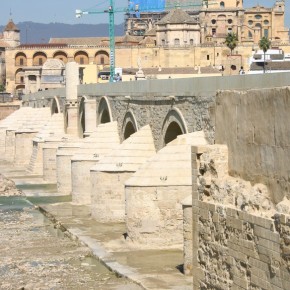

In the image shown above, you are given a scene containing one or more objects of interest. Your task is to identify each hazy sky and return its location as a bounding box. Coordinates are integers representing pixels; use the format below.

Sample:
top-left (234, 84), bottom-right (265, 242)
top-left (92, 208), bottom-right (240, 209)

top-left (0, 0), bottom-right (289, 26)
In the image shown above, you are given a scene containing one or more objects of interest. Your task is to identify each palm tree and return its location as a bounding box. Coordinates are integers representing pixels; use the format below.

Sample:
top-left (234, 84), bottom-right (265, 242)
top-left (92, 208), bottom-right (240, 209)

top-left (225, 32), bottom-right (238, 55)
top-left (259, 36), bottom-right (271, 73)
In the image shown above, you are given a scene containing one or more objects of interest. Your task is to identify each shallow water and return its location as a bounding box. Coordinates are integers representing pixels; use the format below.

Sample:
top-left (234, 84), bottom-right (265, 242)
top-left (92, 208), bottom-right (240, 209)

top-left (0, 196), bottom-right (143, 290)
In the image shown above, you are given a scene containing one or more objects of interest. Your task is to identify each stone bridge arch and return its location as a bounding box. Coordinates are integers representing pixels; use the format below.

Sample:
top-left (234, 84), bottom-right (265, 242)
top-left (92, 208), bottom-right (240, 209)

top-left (122, 110), bottom-right (138, 140)
top-left (161, 108), bottom-right (188, 147)
top-left (51, 96), bottom-right (61, 115)
top-left (97, 96), bottom-right (112, 124)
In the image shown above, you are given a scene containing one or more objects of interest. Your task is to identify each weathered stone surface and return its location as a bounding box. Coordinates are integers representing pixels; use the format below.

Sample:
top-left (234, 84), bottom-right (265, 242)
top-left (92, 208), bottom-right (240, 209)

top-left (0, 174), bottom-right (22, 196)
top-left (191, 144), bottom-right (290, 290)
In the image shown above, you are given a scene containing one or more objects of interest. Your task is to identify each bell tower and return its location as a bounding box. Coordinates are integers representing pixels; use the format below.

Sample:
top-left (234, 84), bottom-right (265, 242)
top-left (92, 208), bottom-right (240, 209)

top-left (3, 19), bottom-right (20, 47)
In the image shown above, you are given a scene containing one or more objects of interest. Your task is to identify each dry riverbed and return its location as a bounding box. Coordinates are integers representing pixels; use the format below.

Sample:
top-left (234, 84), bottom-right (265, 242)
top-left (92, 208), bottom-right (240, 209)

top-left (0, 174), bottom-right (142, 290)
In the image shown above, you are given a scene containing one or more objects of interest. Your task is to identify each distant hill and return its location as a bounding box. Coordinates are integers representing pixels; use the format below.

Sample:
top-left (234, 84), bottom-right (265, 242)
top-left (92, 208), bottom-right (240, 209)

top-left (0, 21), bottom-right (125, 44)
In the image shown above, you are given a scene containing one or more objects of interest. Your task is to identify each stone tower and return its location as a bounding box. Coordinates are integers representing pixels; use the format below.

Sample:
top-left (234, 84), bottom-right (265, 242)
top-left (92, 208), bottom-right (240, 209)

top-left (3, 19), bottom-right (20, 48)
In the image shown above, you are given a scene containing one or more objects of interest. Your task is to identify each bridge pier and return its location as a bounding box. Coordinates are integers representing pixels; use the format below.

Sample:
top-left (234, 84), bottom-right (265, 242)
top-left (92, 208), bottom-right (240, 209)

top-left (65, 62), bottom-right (80, 137)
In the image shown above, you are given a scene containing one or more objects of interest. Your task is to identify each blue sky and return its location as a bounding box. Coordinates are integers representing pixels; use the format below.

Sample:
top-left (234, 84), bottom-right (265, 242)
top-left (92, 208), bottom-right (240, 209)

top-left (0, 0), bottom-right (289, 26)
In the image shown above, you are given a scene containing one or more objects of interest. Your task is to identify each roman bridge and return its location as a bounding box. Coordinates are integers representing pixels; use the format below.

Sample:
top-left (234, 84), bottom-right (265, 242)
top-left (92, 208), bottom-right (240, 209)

top-left (22, 67), bottom-right (290, 151)
top-left (4, 64), bottom-right (290, 289)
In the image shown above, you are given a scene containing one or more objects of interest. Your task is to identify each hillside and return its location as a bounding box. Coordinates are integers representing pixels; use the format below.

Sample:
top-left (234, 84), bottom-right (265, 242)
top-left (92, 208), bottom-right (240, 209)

top-left (0, 21), bottom-right (125, 44)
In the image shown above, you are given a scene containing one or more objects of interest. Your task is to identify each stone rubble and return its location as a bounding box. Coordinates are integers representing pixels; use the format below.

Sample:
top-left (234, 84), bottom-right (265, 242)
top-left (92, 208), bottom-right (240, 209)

top-left (0, 173), bottom-right (23, 196)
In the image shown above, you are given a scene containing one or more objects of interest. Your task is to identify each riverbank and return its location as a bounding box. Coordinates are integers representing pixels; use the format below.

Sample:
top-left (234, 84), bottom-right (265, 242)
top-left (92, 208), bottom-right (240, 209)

top-left (0, 162), bottom-right (192, 290)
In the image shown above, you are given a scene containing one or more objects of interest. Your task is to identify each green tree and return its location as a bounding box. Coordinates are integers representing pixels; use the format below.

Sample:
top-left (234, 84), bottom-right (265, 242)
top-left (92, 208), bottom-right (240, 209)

top-left (225, 32), bottom-right (238, 55)
top-left (259, 36), bottom-right (271, 73)
top-left (0, 84), bottom-right (5, 92)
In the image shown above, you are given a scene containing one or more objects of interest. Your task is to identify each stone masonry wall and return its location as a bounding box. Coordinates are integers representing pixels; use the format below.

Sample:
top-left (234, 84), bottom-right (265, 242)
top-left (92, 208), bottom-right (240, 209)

top-left (215, 87), bottom-right (290, 204)
top-left (126, 185), bottom-right (191, 248)
top-left (97, 95), bottom-right (215, 150)
top-left (90, 171), bottom-right (133, 223)
top-left (14, 132), bottom-right (37, 166)
top-left (71, 160), bottom-right (96, 205)
top-left (191, 145), bottom-right (290, 290)
top-left (43, 146), bottom-right (58, 182)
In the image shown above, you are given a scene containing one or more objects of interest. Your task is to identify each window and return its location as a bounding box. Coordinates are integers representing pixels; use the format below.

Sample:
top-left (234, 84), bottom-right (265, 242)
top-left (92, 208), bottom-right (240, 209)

top-left (228, 19), bottom-right (233, 24)
top-left (248, 20), bottom-right (253, 26)
top-left (228, 27), bottom-right (232, 33)
top-left (174, 38), bottom-right (180, 46)
top-left (264, 20), bottom-right (269, 25)
top-left (220, 1), bottom-right (225, 8)
top-left (264, 29), bottom-right (269, 38)
top-left (211, 19), bottom-right (216, 24)
top-left (190, 39), bottom-right (194, 45)
top-left (212, 28), bottom-right (216, 36)
top-left (255, 15), bottom-right (262, 20)
top-left (20, 58), bottom-right (24, 66)
top-left (231, 65), bottom-right (237, 70)
top-left (248, 31), bottom-right (253, 38)
top-left (100, 56), bottom-right (105, 65)
top-left (39, 58), bottom-right (43, 66)
top-left (80, 57), bottom-right (84, 65)
top-left (20, 76), bottom-right (24, 83)
top-left (207, 55), bottom-right (210, 60)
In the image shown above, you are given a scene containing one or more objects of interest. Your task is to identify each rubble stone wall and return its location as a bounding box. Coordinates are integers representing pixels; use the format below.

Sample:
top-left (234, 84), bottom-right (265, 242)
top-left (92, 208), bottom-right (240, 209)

top-left (190, 145), bottom-right (290, 289)
top-left (194, 200), bottom-right (290, 290)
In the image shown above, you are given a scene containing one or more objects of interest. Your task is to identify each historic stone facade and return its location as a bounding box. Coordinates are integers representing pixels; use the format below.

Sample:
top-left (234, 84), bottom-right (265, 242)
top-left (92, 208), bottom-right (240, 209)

top-left (126, 0), bottom-right (289, 46)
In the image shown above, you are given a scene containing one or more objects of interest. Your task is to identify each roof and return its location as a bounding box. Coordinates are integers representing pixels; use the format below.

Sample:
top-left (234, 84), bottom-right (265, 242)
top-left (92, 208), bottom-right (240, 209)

top-left (245, 5), bottom-right (272, 12)
top-left (157, 8), bottom-right (196, 25)
top-left (49, 35), bottom-right (143, 46)
top-left (138, 36), bottom-right (156, 45)
top-left (250, 61), bottom-right (290, 71)
top-left (50, 37), bottom-right (104, 45)
top-left (4, 19), bottom-right (20, 32)
top-left (144, 27), bottom-right (157, 36)
top-left (17, 43), bottom-right (68, 49)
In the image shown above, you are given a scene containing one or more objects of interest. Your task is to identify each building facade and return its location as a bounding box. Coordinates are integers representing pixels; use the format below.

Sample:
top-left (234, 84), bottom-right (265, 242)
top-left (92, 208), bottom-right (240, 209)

top-left (126, 0), bottom-right (289, 46)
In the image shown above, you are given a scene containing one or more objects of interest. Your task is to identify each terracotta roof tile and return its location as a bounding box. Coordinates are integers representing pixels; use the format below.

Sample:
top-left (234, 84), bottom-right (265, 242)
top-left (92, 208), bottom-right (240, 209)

top-left (49, 35), bottom-right (143, 46)
top-left (157, 8), bottom-right (196, 24)
top-left (4, 19), bottom-right (20, 32)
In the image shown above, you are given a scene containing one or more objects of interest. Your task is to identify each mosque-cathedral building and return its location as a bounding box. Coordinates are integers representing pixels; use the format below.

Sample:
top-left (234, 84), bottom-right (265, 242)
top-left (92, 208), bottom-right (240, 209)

top-left (0, 0), bottom-right (289, 95)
